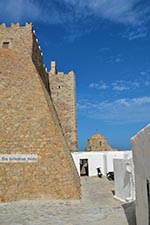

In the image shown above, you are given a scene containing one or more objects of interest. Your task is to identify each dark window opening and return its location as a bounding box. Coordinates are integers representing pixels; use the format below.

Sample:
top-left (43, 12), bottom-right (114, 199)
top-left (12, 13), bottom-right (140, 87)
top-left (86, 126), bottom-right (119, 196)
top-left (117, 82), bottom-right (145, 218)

top-left (2, 42), bottom-right (9, 48)
top-left (147, 179), bottom-right (150, 225)
top-left (100, 141), bottom-right (102, 146)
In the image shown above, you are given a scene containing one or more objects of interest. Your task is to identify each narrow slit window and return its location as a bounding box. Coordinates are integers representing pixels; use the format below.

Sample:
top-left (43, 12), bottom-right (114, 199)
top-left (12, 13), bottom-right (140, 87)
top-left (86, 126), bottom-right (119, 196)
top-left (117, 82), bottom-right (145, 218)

top-left (2, 42), bottom-right (9, 48)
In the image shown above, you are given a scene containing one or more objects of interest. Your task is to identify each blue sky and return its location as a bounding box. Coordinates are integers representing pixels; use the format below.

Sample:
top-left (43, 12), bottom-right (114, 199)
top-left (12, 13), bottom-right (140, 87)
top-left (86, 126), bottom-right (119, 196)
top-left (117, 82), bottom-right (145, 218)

top-left (1, 0), bottom-right (150, 150)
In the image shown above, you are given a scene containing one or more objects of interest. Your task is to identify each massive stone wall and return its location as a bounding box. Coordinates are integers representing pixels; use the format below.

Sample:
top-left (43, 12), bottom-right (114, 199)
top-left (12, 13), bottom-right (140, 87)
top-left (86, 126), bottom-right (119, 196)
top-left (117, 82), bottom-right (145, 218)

top-left (0, 23), bottom-right (80, 202)
top-left (49, 62), bottom-right (78, 152)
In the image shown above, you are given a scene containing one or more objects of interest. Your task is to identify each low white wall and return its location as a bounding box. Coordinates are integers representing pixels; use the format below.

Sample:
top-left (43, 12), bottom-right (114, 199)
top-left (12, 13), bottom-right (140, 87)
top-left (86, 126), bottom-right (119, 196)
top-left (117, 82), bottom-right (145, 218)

top-left (131, 124), bottom-right (150, 225)
top-left (72, 151), bottom-right (132, 177)
top-left (88, 152), bottom-right (105, 176)
top-left (72, 152), bottom-right (105, 176)
top-left (114, 158), bottom-right (135, 202)
top-left (106, 151), bottom-right (132, 173)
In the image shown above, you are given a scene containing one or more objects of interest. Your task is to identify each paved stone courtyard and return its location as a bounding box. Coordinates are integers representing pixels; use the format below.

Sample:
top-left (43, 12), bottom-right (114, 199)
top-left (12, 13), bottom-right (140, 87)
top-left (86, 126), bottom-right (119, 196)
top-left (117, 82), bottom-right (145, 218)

top-left (0, 177), bottom-right (136, 225)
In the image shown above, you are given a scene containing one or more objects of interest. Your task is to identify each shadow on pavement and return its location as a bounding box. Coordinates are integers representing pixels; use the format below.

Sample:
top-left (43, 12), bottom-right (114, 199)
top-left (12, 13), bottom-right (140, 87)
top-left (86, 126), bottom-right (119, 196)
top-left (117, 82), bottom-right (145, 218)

top-left (122, 201), bottom-right (136, 225)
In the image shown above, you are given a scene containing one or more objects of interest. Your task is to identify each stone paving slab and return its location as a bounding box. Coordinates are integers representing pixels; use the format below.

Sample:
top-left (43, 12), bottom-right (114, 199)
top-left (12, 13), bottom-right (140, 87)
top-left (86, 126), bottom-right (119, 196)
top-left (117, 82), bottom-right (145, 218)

top-left (0, 177), bottom-right (136, 225)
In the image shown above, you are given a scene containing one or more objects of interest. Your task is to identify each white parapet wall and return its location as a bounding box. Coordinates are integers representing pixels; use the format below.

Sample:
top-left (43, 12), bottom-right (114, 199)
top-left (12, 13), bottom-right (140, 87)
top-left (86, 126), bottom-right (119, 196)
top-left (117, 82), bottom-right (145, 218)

top-left (72, 151), bottom-right (132, 177)
top-left (105, 151), bottom-right (132, 173)
top-left (131, 124), bottom-right (150, 225)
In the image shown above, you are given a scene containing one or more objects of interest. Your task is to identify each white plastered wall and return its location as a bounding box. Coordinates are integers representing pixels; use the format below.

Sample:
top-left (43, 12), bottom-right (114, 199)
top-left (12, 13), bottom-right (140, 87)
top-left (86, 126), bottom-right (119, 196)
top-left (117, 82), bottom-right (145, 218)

top-left (131, 124), bottom-right (150, 225)
top-left (72, 151), bottom-right (132, 177)
top-left (114, 158), bottom-right (135, 202)
top-left (106, 151), bottom-right (132, 173)
top-left (72, 152), bottom-right (105, 176)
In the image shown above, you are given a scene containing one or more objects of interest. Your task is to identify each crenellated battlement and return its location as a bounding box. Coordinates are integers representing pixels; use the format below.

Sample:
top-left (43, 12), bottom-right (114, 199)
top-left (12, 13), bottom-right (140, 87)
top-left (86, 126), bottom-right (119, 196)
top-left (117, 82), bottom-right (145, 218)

top-left (50, 61), bottom-right (75, 77)
top-left (0, 23), bottom-right (6, 28)
top-left (32, 27), bottom-right (49, 91)
top-left (0, 22), bottom-right (45, 65)
top-left (0, 22), bottom-right (49, 92)
top-left (0, 22), bottom-right (32, 29)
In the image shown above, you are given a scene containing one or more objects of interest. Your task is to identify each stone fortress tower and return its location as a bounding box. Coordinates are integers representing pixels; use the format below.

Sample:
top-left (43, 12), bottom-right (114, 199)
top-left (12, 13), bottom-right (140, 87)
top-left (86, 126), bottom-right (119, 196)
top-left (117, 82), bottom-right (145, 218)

top-left (0, 23), bottom-right (80, 202)
top-left (85, 133), bottom-right (116, 151)
top-left (49, 61), bottom-right (78, 152)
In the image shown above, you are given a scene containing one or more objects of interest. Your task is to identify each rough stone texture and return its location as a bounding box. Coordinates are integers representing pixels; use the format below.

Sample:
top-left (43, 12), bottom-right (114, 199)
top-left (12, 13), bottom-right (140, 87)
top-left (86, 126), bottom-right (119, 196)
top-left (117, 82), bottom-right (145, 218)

top-left (85, 133), bottom-right (116, 151)
top-left (49, 61), bottom-right (78, 152)
top-left (0, 23), bottom-right (80, 202)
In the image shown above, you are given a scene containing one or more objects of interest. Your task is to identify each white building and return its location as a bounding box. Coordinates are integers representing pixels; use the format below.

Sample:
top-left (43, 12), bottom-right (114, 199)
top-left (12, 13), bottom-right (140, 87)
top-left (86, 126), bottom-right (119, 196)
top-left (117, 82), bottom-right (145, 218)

top-left (72, 151), bottom-right (132, 177)
top-left (131, 124), bottom-right (150, 225)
